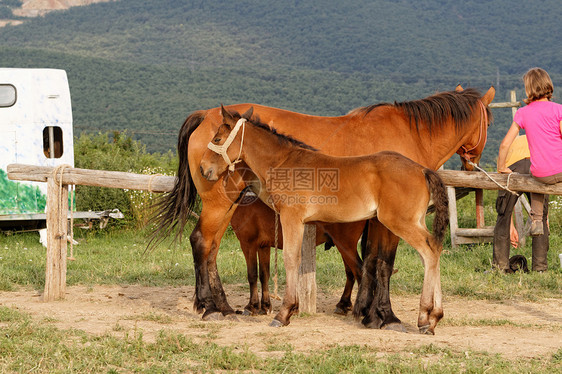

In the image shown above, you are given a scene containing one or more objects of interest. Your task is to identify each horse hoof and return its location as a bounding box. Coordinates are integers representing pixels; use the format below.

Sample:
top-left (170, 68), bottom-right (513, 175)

top-left (202, 311), bottom-right (223, 321)
top-left (333, 307), bottom-right (348, 316)
top-left (382, 323), bottom-right (407, 333)
top-left (418, 325), bottom-right (435, 335)
top-left (242, 309), bottom-right (253, 316)
top-left (269, 319), bottom-right (285, 328)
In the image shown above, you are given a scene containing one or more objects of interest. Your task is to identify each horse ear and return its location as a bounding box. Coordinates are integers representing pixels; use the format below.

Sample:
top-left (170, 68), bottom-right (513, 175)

top-left (455, 84), bottom-right (463, 92)
top-left (220, 104), bottom-right (235, 123)
top-left (242, 107), bottom-right (253, 120)
top-left (481, 86), bottom-right (496, 105)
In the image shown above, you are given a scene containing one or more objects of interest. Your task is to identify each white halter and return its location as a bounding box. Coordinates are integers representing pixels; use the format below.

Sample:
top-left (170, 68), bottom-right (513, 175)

top-left (207, 118), bottom-right (247, 172)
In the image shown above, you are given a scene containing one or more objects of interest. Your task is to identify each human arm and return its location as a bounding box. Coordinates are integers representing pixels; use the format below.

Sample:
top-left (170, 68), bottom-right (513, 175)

top-left (497, 121), bottom-right (521, 173)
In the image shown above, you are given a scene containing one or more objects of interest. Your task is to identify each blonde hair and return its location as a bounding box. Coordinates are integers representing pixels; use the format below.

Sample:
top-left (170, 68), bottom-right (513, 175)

top-left (523, 67), bottom-right (553, 104)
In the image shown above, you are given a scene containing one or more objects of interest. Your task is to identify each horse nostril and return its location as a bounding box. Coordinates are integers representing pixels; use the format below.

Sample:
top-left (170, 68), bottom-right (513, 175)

top-left (200, 165), bottom-right (204, 176)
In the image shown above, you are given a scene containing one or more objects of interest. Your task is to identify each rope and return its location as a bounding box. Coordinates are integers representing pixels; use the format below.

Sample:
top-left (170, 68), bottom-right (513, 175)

top-left (147, 173), bottom-right (163, 193)
top-left (465, 159), bottom-right (518, 195)
top-left (207, 118), bottom-right (247, 172)
top-left (272, 210), bottom-right (281, 300)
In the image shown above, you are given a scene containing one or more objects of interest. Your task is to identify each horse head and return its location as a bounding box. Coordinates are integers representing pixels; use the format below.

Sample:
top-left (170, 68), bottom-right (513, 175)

top-left (456, 86), bottom-right (495, 171)
top-left (200, 105), bottom-right (253, 181)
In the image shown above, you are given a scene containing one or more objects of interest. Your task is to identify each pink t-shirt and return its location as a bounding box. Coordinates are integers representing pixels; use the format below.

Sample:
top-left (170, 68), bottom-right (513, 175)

top-left (514, 100), bottom-right (562, 177)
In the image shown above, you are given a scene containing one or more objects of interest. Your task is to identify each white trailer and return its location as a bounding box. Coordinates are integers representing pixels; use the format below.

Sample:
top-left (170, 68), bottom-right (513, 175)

top-left (0, 68), bottom-right (75, 225)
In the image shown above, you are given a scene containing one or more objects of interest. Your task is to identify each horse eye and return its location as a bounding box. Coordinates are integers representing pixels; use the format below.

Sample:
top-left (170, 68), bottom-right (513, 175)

top-left (213, 137), bottom-right (221, 143)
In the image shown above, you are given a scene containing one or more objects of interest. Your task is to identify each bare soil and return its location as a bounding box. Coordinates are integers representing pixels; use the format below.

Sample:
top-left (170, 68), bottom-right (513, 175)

top-left (1, 285), bottom-right (560, 360)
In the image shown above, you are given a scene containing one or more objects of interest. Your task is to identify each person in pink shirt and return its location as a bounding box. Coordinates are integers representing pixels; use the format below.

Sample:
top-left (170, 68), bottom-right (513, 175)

top-left (497, 67), bottom-right (562, 271)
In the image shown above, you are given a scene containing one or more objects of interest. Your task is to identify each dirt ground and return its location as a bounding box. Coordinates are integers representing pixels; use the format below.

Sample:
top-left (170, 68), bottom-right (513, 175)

top-left (1, 284), bottom-right (560, 360)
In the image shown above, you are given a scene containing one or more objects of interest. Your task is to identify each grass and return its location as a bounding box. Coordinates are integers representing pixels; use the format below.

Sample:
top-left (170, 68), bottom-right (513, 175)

top-left (0, 306), bottom-right (560, 373)
top-left (0, 196), bottom-right (561, 372)
top-left (1, 211), bottom-right (561, 299)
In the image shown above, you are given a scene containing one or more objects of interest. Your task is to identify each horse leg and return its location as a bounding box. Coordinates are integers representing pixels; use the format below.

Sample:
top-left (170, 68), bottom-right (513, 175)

top-left (320, 222), bottom-right (364, 315)
top-left (258, 245), bottom-right (272, 314)
top-left (190, 201), bottom-right (237, 319)
top-left (239, 238), bottom-right (260, 316)
top-left (381, 219), bottom-right (444, 335)
top-left (354, 219), bottom-right (404, 331)
top-left (417, 251), bottom-right (443, 335)
top-left (334, 261), bottom-right (355, 315)
top-left (270, 217), bottom-right (304, 327)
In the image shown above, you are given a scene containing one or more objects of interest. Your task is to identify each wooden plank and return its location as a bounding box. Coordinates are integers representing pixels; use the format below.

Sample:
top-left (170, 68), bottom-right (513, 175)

top-left (455, 227), bottom-right (495, 237)
top-left (488, 101), bottom-right (521, 109)
top-left (436, 170), bottom-right (562, 195)
top-left (7, 164), bottom-right (175, 192)
top-left (298, 224), bottom-right (317, 314)
top-left (44, 176), bottom-right (68, 302)
top-left (9, 164), bottom-right (562, 196)
top-left (453, 235), bottom-right (493, 245)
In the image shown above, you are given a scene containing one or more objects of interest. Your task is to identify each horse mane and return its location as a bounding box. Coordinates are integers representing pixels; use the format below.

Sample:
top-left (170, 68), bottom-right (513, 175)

top-left (232, 112), bottom-right (318, 151)
top-left (354, 88), bottom-right (493, 134)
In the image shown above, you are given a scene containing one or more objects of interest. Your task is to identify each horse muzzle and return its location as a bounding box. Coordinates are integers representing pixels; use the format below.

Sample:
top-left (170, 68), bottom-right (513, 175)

top-left (200, 165), bottom-right (218, 181)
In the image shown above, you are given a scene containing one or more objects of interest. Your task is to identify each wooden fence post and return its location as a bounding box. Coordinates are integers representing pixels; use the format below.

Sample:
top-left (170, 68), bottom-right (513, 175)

top-left (44, 175), bottom-right (68, 301)
top-left (298, 224), bottom-right (317, 314)
top-left (447, 187), bottom-right (459, 248)
top-left (475, 189), bottom-right (485, 228)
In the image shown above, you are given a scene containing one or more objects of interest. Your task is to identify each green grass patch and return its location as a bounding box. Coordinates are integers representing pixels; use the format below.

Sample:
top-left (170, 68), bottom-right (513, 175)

top-left (1, 219), bottom-right (561, 301)
top-left (1, 311), bottom-right (561, 373)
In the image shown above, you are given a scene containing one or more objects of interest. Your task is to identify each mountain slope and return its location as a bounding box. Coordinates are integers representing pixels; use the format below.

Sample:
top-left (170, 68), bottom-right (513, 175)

top-left (0, 0), bottom-right (560, 168)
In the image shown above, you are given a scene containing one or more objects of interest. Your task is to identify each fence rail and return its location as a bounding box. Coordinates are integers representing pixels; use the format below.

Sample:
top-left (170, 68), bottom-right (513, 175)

top-left (7, 163), bottom-right (562, 303)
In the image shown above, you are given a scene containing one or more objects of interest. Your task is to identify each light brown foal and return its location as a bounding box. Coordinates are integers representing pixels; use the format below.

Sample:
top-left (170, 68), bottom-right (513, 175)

top-left (200, 106), bottom-right (449, 334)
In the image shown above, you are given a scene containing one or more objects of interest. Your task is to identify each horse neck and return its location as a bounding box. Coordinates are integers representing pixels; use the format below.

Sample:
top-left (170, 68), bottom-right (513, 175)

top-left (239, 124), bottom-right (295, 178)
top-left (417, 115), bottom-right (482, 169)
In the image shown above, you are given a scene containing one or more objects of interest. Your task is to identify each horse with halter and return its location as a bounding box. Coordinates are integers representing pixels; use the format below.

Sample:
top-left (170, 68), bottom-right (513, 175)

top-left (200, 105), bottom-right (450, 333)
top-left (152, 86), bottom-right (494, 332)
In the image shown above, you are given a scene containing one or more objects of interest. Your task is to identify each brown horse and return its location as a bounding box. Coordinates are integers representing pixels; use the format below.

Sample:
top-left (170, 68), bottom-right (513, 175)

top-left (200, 106), bottom-right (450, 333)
top-left (231, 199), bottom-right (364, 316)
top-left (152, 86), bottom-right (494, 331)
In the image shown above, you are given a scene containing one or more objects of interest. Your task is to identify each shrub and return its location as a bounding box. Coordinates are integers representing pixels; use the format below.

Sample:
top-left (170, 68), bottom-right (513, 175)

top-left (74, 131), bottom-right (176, 228)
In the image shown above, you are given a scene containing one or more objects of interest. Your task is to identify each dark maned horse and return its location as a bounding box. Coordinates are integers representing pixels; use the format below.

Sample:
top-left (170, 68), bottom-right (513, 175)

top-left (231, 199), bottom-right (364, 316)
top-left (200, 106), bottom-right (449, 333)
top-left (152, 86), bottom-right (494, 332)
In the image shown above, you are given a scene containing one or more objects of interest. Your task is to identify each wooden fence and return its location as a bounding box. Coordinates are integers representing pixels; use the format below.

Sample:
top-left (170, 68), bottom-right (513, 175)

top-left (8, 163), bottom-right (562, 309)
top-left (7, 164), bottom-right (321, 308)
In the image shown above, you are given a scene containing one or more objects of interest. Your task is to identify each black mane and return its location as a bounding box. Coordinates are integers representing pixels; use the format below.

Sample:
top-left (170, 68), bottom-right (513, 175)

top-left (356, 88), bottom-right (493, 134)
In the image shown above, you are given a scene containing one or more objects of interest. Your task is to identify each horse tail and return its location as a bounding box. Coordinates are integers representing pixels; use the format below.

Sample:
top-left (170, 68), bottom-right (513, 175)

top-left (148, 110), bottom-right (206, 248)
top-left (423, 169), bottom-right (449, 244)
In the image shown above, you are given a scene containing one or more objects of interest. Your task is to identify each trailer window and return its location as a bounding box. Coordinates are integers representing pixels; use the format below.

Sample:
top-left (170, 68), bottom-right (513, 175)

top-left (43, 126), bottom-right (64, 159)
top-left (0, 84), bottom-right (16, 107)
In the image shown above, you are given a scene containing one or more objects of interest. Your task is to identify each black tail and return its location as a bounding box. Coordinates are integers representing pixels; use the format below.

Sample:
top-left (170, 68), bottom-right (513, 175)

top-left (148, 110), bottom-right (206, 248)
top-left (423, 169), bottom-right (449, 244)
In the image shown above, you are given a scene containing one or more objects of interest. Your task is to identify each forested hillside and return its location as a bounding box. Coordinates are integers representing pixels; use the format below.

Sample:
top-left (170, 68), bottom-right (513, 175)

top-left (0, 0), bottom-right (560, 168)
